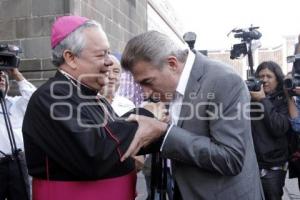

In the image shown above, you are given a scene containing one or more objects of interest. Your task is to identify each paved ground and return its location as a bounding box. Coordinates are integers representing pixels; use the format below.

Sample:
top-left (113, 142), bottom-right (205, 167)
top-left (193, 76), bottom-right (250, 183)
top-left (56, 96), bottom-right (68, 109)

top-left (136, 172), bottom-right (148, 200)
top-left (284, 174), bottom-right (300, 200)
top-left (136, 171), bottom-right (300, 200)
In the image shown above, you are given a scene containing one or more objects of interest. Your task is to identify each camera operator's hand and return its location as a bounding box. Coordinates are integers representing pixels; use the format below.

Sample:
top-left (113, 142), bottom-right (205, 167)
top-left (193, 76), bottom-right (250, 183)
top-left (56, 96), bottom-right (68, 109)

top-left (250, 85), bottom-right (266, 101)
top-left (293, 87), bottom-right (300, 96)
top-left (7, 68), bottom-right (24, 81)
top-left (283, 74), bottom-right (293, 97)
top-left (0, 71), bottom-right (8, 92)
top-left (287, 91), bottom-right (298, 119)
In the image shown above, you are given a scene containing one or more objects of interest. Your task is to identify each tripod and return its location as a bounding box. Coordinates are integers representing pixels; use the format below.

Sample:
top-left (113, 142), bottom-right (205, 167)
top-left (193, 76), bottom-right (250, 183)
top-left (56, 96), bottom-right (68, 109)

top-left (0, 89), bottom-right (29, 200)
top-left (149, 152), bottom-right (171, 200)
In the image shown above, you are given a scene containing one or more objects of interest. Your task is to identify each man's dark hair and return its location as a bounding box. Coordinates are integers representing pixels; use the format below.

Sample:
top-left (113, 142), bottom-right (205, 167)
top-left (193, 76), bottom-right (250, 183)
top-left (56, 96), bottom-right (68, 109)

top-left (255, 61), bottom-right (285, 92)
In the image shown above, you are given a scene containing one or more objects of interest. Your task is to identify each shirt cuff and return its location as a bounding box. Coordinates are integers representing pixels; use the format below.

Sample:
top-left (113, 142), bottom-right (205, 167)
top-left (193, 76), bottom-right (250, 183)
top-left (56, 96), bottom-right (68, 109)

top-left (290, 117), bottom-right (300, 124)
top-left (160, 124), bottom-right (173, 151)
top-left (17, 79), bottom-right (35, 90)
top-left (289, 117), bottom-right (300, 132)
top-left (17, 79), bottom-right (27, 86)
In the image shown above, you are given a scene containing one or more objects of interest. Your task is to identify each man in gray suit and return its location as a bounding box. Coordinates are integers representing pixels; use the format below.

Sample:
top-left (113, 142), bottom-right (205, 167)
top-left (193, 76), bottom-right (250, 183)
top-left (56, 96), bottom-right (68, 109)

top-left (120, 31), bottom-right (264, 200)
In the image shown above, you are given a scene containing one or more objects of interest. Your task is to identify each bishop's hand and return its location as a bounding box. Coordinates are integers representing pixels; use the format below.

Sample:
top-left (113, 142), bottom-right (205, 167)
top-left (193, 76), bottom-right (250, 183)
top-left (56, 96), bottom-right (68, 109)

top-left (120, 114), bottom-right (168, 162)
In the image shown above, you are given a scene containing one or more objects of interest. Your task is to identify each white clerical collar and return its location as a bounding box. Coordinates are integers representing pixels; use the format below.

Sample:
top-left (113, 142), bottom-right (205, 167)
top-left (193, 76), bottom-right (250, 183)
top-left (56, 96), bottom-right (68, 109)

top-left (176, 50), bottom-right (195, 96)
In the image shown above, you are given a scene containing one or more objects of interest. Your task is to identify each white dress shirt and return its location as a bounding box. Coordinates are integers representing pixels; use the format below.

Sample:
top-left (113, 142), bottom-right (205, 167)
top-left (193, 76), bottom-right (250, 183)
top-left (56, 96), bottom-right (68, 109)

top-left (111, 95), bottom-right (135, 116)
top-left (0, 79), bottom-right (36, 154)
top-left (161, 50), bottom-right (196, 150)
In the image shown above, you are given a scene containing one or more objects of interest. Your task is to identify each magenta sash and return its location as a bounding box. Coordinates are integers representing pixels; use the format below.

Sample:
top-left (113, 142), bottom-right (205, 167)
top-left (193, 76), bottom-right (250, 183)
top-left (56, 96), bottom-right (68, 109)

top-left (32, 171), bottom-right (137, 200)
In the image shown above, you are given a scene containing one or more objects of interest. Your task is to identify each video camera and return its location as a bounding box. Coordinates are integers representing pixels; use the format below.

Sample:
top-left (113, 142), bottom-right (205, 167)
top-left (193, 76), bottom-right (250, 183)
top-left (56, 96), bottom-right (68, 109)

top-left (230, 26), bottom-right (261, 59)
top-left (229, 26), bottom-right (262, 91)
top-left (183, 32), bottom-right (197, 50)
top-left (284, 54), bottom-right (300, 96)
top-left (232, 27), bottom-right (262, 41)
top-left (0, 44), bottom-right (21, 70)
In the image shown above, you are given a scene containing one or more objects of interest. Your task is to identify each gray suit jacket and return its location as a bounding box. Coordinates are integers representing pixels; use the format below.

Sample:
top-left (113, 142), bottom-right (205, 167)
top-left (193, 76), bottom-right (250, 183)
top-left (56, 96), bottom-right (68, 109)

top-left (161, 52), bottom-right (264, 200)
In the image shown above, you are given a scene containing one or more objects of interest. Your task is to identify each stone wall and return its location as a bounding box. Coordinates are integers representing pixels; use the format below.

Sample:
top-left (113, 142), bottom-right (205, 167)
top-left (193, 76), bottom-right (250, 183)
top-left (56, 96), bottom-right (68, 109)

top-left (0, 0), bottom-right (147, 90)
top-left (73, 0), bottom-right (147, 52)
top-left (0, 0), bottom-right (70, 88)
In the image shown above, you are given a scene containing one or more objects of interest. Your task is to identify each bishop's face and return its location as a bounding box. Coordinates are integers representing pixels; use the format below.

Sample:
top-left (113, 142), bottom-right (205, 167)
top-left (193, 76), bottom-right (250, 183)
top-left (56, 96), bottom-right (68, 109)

top-left (72, 27), bottom-right (113, 91)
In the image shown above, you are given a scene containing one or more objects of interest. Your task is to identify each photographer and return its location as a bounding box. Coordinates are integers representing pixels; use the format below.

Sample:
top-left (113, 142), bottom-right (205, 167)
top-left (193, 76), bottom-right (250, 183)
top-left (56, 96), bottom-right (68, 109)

top-left (250, 61), bottom-right (290, 200)
top-left (284, 42), bottom-right (300, 190)
top-left (285, 85), bottom-right (300, 191)
top-left (284, 71), bottom-right (300, 190)
top-left (286, 36), bottom-right (300, 133)
top-left (287, 87), bottom-right (300, 132)
top-left (0, 68), bottom-right (36, 200)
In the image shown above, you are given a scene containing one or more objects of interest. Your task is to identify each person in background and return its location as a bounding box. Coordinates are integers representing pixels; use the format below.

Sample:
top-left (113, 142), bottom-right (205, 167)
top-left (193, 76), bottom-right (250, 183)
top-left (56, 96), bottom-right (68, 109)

top-left (284, 70), bottom-right (300, 190)
top-left (287, 36), bottom-right (300, 133)
top-left (285, 38), bottom-right (300, 190)
top-left (100, 54), bottom-right (135, 116)
top-left (0, 68), bottom-right (36, 200)
top-left (287, 86), bottom-right (300, 132)
top-left (286, 84), bottom-right (300, 191)
top-left (118, 70), bottom-right (144, 106)
top-left (250, 61), bottom-right (290, 200)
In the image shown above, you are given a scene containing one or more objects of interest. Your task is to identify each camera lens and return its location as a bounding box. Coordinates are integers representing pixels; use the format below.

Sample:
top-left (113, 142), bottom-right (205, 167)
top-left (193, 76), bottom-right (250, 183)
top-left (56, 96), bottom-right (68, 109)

top-left (284, 78), bottom-right (293, 90)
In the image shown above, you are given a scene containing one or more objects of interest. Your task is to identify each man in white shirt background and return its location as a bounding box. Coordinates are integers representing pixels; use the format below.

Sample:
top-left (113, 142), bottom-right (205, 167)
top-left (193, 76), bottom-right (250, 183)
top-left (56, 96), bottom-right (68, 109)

top-left (0, 68), bottom-right (36, 200)
top-left (100, 54), bottom-right (136, 116)
top-left (100, 54), bottom-right (149, 199)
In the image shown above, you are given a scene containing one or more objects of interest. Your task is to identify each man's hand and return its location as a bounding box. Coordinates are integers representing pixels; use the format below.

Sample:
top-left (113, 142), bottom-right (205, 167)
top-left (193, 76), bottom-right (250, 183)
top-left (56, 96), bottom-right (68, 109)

top-left (293, 87), bottom-right (300, 96)
top-left (250, 85), bottom-right (266, 101)
top-left (134, 156), bottom-right (145, 172)
top-left (7, 68), bottom-right (24, 81)
top-left (120, 114), bottom-right (168, 162)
